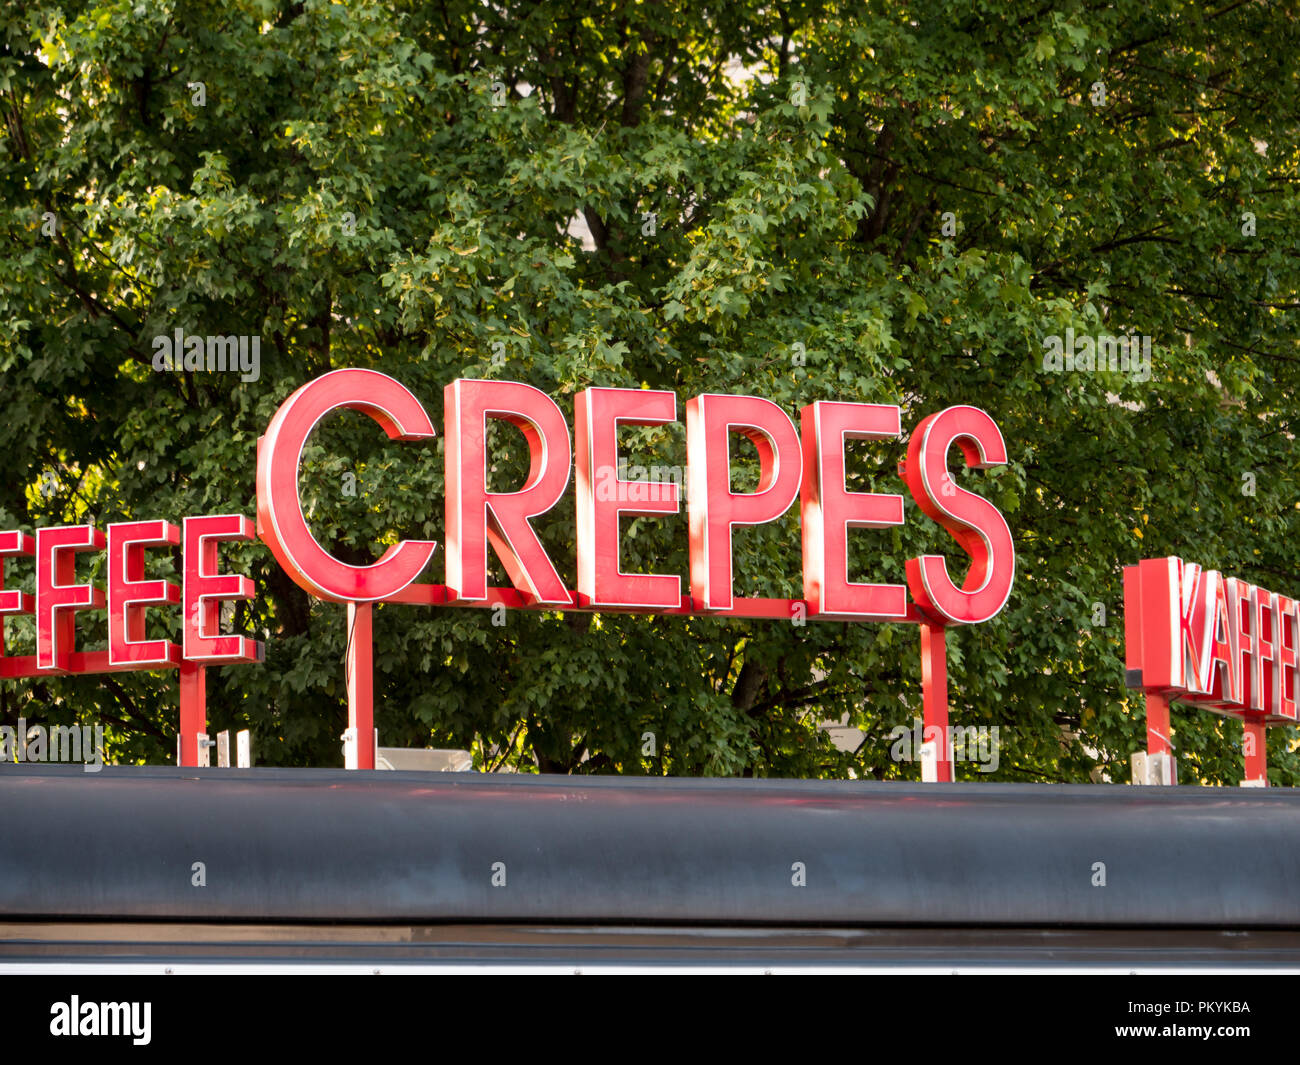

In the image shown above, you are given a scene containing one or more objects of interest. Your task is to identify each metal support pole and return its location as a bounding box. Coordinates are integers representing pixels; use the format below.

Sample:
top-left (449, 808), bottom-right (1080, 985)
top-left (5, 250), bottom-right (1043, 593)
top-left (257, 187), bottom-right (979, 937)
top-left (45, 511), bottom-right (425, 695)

top-left (346, 601), bottom-right (375, 770)
top-left (1145, 692), bottom-right (1171, 759)
top-left (920, 621), bottom-right (953, 782)
top-left (1243, 719), bottom-right (1268, 787)
top-left (178, 660), bottom-right (206, 767)
top-left (1144, 691), bottom-right (1177, 784)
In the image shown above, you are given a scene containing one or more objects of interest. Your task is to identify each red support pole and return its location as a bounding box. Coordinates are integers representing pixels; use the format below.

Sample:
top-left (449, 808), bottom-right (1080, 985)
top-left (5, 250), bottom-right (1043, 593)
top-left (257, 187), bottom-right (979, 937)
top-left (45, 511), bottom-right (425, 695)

top-left (920, 621), bottom-right (953, 782)
top-left (178, 660), bottom-right (206, 767)
top-left (347, 601), bottom-right (375, 770)
top-left (1243, 719), bottom-right (1268, 786)
top-left (1145, 692), bottom-right (1172, 758)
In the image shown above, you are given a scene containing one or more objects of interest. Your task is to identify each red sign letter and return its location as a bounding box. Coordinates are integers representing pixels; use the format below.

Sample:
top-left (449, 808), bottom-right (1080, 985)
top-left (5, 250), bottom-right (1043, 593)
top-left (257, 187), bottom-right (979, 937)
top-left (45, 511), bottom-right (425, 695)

top-left (1249, 585), bottom-right (1277, 716)
top-left (800, 401), bottom-right (907, 621)
top-left (35, 525), bottom-right (105, 671)
top-left (258, 368), bottom-right (437, 602)
top-left (686, 393), bottom-right (802, 611)
top-left (183, 515), bottom-right (261, 663)
top-left (902, 406), bottom-right (1015, 625)
top-left (444, 379), bottom-right (572, 605)
top-left (0, 531), bottom-right (35, 657)
top-left (108, 520), bottom-right (181, 667)
top-left (1205, 574), bottom-right (1242, 709)
top-left (575, 388), bottom-right (681, 609)
top-left (1275, 595), bottom-right (1299, 722)
top-left (1130, 557), bottom-right (1214, 696)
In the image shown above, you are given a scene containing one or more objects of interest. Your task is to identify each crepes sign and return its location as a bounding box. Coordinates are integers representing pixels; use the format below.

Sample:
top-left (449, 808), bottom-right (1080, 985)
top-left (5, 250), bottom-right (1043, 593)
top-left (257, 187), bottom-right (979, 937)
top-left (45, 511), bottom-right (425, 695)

top-left (257, 370), bottom-right (1015, 625)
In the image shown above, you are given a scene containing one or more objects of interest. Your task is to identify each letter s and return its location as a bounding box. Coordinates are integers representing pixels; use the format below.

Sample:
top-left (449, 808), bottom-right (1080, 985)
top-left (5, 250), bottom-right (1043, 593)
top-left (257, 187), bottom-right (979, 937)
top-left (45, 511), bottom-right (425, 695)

top-left (902, 406), bottom-right (1015, 625)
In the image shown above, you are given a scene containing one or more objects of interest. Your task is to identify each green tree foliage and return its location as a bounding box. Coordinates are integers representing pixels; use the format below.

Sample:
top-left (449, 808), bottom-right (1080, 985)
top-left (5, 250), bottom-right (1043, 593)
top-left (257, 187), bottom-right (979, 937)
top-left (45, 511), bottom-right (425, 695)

top-left (1, 0), bottom-right (1297, 782)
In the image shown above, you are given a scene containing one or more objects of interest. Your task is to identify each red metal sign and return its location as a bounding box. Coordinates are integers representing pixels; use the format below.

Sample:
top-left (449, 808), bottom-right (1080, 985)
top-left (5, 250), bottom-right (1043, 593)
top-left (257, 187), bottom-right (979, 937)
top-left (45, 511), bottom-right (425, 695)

top-left (257, 371), bottom-right (1016, 626)
top-left (0, 518), bottom-right (259, 679)
top-left (1, 369), bottom-right (1017, 776)
top-left (1124, 557), bottom-right (1298, 784)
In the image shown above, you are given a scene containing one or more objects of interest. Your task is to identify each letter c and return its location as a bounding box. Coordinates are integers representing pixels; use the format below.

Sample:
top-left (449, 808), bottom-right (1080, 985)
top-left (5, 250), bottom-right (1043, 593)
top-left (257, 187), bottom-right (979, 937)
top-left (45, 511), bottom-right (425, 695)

top-left (257, 369), bottom-right (437, 602)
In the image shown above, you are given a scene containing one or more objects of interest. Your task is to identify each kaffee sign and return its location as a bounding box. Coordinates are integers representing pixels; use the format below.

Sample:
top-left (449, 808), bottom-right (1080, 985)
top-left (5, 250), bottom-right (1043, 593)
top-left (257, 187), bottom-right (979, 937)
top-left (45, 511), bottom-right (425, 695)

top-left (2, 369), bottom-right (1016, 776)
top-left (1125, 557), bottom-right (1298, 786)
